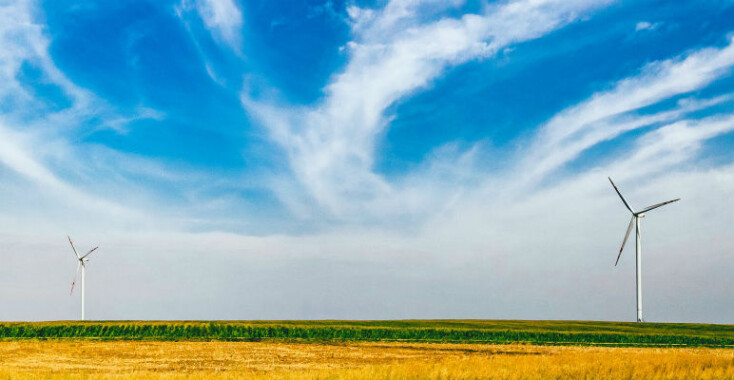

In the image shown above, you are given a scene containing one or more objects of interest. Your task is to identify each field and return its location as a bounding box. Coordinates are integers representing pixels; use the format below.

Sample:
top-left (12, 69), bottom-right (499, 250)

top-left (1, 320), bottom-right (732, 379)
top-left (2, 320), bottom-right (733, 347)
top-left (1, 340), bottom-right (733, 379)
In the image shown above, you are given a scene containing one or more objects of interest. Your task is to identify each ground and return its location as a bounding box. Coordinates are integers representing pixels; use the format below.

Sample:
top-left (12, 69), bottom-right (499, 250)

top-left (1, 340), bottom-right (733, 379)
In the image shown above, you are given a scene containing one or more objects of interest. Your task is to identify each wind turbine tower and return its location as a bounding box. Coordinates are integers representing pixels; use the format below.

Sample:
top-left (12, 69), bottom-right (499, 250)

top-left (608, 178), bottom-right (679, 322)
top-left (68, 236), bottom-right (99, 320)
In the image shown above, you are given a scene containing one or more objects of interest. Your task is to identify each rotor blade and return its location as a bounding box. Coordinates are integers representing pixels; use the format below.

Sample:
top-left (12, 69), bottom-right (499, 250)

top-left (608, 177), bottom-right (635, 213)
top-left (80, 247), bottom-right (99, 260)
top-left (640, 198), bottom-right (680, 214)
top-left (70, 262), bottom-right (81, 295)
top-left (68, 236), bottom-right (80, 259)
top-left (615, 216), bottom-right (635, 266)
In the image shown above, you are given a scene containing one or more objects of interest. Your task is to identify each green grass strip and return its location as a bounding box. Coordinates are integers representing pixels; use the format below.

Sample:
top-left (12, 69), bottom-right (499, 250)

top-left (0, 320), bottom-right (731, 348)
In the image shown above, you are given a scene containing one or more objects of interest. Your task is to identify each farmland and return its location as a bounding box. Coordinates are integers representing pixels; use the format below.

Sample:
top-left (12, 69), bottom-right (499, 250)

top-left (1, 340), bottom-right (733, 379)
top-left (1, 320), bottom-right (733, 347)
top-left (1, 321), bottom-right (732, 379)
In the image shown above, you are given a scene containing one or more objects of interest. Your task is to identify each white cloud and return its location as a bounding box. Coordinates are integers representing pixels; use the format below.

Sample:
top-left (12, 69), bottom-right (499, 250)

top-left (0, 2), bottom-right (193, 228)
top-left (0, 2), bottom-right (115, 208)
top-left (194, 0), bottom-right (243, 51)
top-left (0, 1), bottom-right (94, 122)
top-left (244, 0), bottom-right (614, 219)
top-left (175, 0), bottom-right (243, 83)
top-left (520, 37), bottom-right (734, 187)
top-left (635, 21), bottom-right (658, 32)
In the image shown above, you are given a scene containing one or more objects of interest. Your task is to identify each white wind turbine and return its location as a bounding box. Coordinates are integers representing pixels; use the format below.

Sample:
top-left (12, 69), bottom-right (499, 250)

top-left (68, 236), bottom-right (99, 321)
top-left (608, 177), bottom-right (679, 322)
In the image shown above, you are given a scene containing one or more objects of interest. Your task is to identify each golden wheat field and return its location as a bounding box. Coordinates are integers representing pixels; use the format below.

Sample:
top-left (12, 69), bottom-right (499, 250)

top-left (0, 340), bottom-right (732, 379)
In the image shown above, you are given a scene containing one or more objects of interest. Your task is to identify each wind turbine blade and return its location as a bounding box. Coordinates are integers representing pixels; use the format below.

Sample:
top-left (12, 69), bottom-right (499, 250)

top-left (70, 262), bottom-right (81, 295)
top-left (615, 216), bottom-right (635, 266)
top-left (68, 236), bottom-right (80, 259)
top-left (640, 198), bottom-right (680, 214)
top-left (80, 247), bottom-right (99, 259)
top-left (608, 177), bottom-right (635, 213)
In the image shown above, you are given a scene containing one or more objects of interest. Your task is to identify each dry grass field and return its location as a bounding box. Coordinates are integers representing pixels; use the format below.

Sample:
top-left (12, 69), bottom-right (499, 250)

top-left (0, 340), bottom-right (732, 379)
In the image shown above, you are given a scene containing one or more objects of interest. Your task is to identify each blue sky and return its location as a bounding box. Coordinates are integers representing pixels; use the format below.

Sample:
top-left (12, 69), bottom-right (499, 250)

top-left (1, 0), bottom-right (733, 322)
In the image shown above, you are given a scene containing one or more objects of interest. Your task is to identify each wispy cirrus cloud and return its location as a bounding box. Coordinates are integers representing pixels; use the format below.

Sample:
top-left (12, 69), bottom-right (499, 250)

top-left (0, 1), bottom-right (176, 224)
top-left (0, 1), bottom-right (93, 122)
top-left (635, 21), bottom-right (659, 32)
top-left (0, 1), bottom-right (99, 199)
top-left (191, 0), bottom-right (243, 52)
top-left (520, 36), bottom-right (734, 187)
top-left (175, 0), bottom-right (244, 85)
top-left (243, 0), bottom-right (614, 220)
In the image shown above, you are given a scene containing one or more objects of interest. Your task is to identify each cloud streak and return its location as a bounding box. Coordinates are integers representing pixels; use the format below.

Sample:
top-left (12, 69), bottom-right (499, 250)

top-left (500, 36), bottom-right (734, 195)
top-left (193, 0), bottom-right (243, 51)
top-left (244, 0), bottom-right (614, 219)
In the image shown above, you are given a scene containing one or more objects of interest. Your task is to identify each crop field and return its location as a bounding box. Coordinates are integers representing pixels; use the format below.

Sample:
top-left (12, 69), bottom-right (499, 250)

top-left (1, 320), bottom-right (732, 379)
top-left (1, 340), bottom-right (733, 379)
top-left (1, 320), bottom-right (733, 347)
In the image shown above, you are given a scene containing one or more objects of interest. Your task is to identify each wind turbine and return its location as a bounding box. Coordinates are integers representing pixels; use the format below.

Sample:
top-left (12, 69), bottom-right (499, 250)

top-left (608, 177), bottom-right (679, 322)
top-left (68, 236), bottom-right (99, 321)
